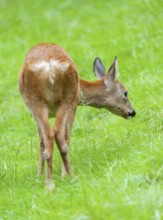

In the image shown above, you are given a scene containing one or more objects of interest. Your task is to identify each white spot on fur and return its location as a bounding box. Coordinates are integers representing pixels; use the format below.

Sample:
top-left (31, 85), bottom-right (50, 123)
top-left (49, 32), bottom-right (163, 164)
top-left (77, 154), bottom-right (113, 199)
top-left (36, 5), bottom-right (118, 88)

top-left (29, 60), bottom-right (70, 83)
top-left (60, 63), bottom-right (69, 73)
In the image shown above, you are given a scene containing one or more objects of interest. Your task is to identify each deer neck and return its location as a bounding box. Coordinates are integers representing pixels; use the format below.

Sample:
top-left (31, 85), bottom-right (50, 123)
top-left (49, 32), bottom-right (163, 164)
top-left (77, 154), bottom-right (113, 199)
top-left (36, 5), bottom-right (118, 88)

top-left (78, 79), bottom-right (105, 108)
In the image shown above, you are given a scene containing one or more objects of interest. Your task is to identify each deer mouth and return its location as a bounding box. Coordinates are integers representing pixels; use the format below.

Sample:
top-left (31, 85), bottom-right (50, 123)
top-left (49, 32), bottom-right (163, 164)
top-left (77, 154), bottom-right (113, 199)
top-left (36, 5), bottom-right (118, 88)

top-left (107, 106), bottom-right (125, 118)
top-left (126, 115), bottom-right (132, 119)
top-left (106, 106), bottom-right (136, 120)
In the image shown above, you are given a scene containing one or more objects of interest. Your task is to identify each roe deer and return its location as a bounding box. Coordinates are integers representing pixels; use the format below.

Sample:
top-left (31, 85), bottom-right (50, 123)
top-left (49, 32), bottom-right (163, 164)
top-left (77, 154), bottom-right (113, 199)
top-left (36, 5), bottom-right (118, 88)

top-left (19, 43), bottom-right (136, 190)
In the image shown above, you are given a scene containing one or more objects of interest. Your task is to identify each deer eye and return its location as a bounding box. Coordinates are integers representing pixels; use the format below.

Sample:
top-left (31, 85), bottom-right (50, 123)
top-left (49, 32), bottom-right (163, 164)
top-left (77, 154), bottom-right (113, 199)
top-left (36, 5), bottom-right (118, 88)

top-left (124, 92), bottom-right (128, 97)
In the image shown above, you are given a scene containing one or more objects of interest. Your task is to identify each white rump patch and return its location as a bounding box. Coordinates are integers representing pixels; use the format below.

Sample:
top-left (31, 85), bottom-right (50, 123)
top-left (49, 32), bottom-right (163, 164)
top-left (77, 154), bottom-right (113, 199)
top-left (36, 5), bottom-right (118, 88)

top-left (30, 60), bottom-right (70, 74)
top-left (29, 60), bottom-right (70, 83)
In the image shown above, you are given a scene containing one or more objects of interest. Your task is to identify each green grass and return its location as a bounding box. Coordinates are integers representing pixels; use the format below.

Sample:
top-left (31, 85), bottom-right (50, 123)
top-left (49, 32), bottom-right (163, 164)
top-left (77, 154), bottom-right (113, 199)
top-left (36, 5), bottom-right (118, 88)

top-left (0, 0), bottom-right (163, 219)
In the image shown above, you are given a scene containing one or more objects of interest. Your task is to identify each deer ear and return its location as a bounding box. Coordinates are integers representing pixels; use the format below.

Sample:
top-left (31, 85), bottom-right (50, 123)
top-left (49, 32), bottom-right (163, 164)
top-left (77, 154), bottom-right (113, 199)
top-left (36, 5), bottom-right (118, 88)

top-left (93, 57), bottom-right (106, 79)
top-left (106, 56), bottom-right (118, 83)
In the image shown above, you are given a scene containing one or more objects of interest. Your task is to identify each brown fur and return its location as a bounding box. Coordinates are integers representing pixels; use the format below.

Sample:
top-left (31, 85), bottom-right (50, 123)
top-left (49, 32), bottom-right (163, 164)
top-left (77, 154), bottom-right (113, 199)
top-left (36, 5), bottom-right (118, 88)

top-left (19, 43), bottom-right (135, 190)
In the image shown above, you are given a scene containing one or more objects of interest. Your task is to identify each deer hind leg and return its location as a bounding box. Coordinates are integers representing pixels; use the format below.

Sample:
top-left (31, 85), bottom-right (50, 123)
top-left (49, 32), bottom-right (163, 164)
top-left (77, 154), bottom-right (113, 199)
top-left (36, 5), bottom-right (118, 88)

top-left (33, 108), bottom-right (54, 190)
top-left (37, 127), bottom-right (45, 177)
top-left (54, 103), bottom-right (76, 177)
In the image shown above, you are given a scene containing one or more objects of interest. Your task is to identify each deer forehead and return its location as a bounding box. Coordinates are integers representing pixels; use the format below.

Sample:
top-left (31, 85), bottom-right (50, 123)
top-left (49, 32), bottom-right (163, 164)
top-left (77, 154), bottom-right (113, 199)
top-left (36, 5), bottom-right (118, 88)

top-left (29, 60), bottom-right (70, 74)
top-left (114, 80), bottom-right (128, 92)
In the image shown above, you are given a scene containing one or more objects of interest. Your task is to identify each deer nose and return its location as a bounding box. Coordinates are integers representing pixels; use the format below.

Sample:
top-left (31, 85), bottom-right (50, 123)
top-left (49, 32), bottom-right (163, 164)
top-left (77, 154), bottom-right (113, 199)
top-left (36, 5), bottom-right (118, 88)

top-left (128, 110), bottom-right (136, 117)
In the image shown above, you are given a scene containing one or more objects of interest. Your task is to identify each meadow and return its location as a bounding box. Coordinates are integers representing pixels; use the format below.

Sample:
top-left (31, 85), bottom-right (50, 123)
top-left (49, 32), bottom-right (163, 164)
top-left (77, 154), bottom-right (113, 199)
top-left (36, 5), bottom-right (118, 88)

top-left (0, 0), bottom-right (162, 219)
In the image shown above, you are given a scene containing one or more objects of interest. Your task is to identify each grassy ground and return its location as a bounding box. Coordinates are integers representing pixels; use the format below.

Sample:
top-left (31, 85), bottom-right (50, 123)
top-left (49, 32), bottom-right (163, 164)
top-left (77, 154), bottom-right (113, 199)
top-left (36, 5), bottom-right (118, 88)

top-left (0, 0), bottom-right (163, 219)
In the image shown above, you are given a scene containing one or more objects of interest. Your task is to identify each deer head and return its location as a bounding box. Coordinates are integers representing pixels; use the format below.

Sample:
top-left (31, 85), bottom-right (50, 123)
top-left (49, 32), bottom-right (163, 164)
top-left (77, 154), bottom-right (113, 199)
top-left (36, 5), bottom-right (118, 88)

top-left (90, 56), bottom-right (136, 119)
